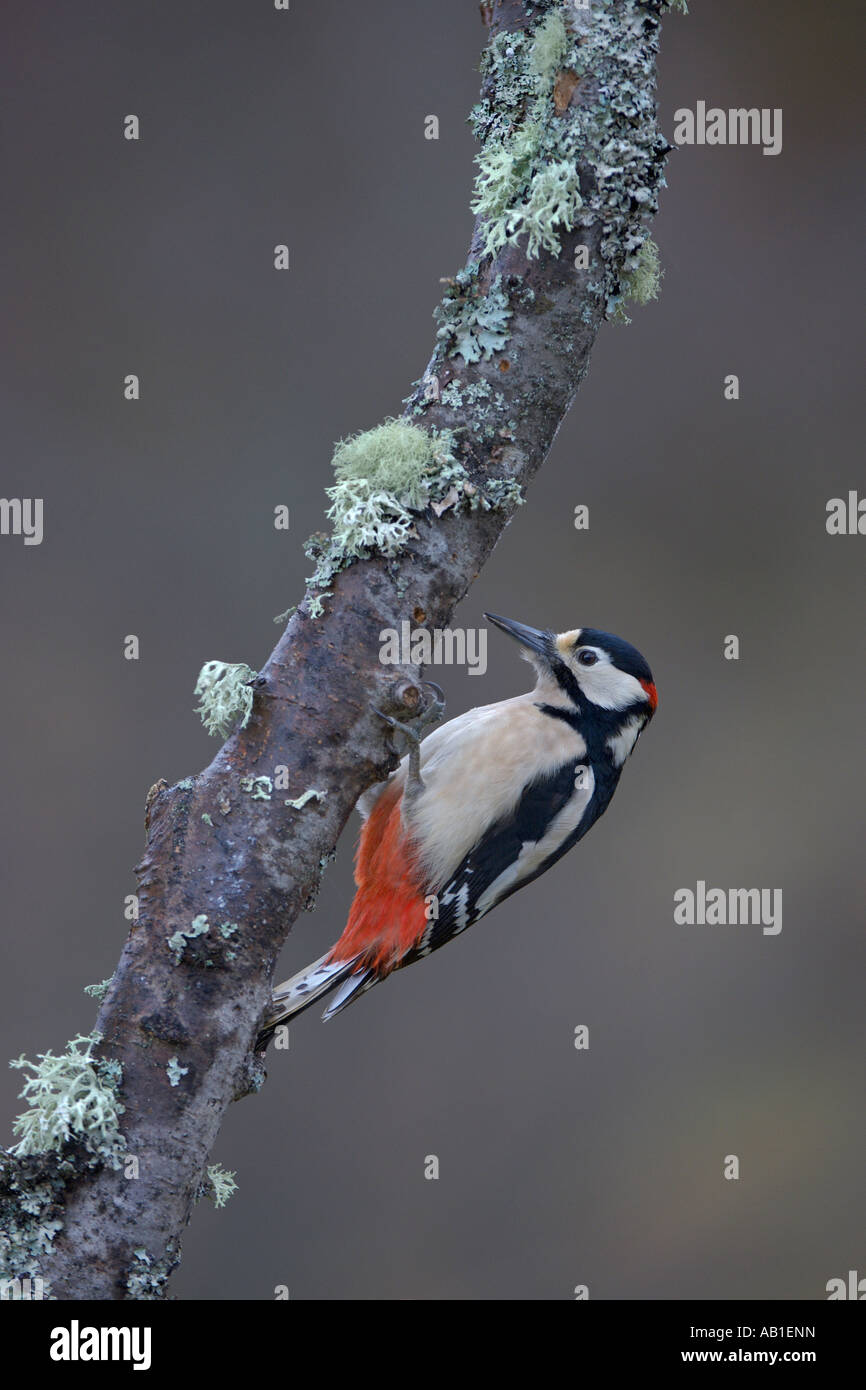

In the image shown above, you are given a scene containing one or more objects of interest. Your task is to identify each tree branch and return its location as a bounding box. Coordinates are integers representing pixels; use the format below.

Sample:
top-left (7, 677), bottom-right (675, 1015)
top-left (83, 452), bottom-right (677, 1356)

top-left (2, 0), bottom-right (674, 1299)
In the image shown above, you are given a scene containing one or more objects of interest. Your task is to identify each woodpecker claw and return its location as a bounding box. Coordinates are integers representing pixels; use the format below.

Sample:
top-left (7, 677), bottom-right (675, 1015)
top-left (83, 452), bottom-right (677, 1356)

top-left (371, 682), bottom-right (446, 798)
top-left (420, 681), bottom-right (446, 728)
top-left (371, 682), bottom-right (446, 739)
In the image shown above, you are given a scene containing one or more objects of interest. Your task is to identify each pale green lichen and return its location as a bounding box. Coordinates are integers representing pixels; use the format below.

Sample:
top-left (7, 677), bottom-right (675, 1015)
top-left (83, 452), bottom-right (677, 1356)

top-left (528, 11), bottom-right (569, 85)
top-left (305, 420), bottom-right (466, 592)
top-left (240, 775), bottom-right (273, 801)
top-left (285, 788), bottom-right (327, 810)
top-left (435, 272), bottom-right (512, 363)
top-left (194, 661), bottom-right (256, 740)
top-left (83, 978), bottom-right (113, 1002)
top-left (324, 482), bottom-right (416, 560)
top-left (8, 1033), bottom-right (124, 1165)
top-left (331, 418), bottom-right (444, 507)
top-left (307, 591), bottom-right (331, 619)
top-left (306, 413), bottom-right (525, 592)
top-left (167, 913), bottom-right (210, 962)
top-left (304, 3), bottom-right (668, 600)
top-left (218, 923), bottom-right (238, 940)
top-left (125, 1243), bottom-right (175, 1300)
top-left (273, 604), bottom-right (297, 625)
top-left (3, 1035), bottom-right (125, 1291)
top-left (165, 1057), bottom-right (188, 1087)
top-left (473, 476), bottom-right (524, 510)
top-left (611, 236), bottom-right (662, 323)
top-left (0, 1163), bottom-right (61, 1293)
top-left (197, 1163), bottom-right (238, 1209)
top-left (470, 13), bottom-right (583, 259)
top-left (324, 420), bottom-right (458, 558)
top-left (201, 811), bottom-right (213, 826)
top-left (468, 0), bottom-right (670, 321)
top-left (440, 378), bottom-right (490, 409)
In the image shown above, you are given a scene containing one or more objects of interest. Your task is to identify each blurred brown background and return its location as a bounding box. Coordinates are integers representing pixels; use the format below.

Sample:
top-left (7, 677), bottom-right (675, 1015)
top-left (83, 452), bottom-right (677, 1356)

top-left (1, 0), bottom-right (864, 1299)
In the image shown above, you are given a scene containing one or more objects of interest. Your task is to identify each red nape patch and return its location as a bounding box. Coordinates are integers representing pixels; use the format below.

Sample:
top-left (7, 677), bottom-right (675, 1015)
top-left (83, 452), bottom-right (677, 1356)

top-left (640, 679), bottom-right (658, 712)
top-left (328, 782), bottom-right (428, 974)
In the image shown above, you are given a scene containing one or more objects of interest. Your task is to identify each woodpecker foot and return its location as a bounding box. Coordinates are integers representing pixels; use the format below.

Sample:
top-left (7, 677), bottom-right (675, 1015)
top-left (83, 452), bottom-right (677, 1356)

top-left (371, 682), bottom-right (445, 795)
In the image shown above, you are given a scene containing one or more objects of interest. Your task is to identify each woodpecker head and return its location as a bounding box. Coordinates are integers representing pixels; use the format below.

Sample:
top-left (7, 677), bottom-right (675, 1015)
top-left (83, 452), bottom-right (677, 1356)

top-left (485, 613), bottom-right (658, 723)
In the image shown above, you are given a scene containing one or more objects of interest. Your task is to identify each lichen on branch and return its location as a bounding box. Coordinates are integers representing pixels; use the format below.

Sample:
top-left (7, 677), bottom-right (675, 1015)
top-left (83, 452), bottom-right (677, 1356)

top-left (2, 1032), bottom-right (126, 1291)
top-left (469, 0), bottom-right (673, 321)
top-left (8, 1033), bottom-right (124, 1164)
top-left (194, 661), bottom-right (257, 739)
top-left (303, 417), bottom-right (523, 598)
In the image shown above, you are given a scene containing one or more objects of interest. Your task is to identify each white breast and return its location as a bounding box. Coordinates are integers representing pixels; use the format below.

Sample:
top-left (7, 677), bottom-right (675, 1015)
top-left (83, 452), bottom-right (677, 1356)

top-left (362, 695), bottom-right (587, 889)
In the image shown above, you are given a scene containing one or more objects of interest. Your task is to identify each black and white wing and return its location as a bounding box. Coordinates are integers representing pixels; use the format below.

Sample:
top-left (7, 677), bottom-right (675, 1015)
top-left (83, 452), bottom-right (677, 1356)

top-left (405, 757), bottom-right (596, 964)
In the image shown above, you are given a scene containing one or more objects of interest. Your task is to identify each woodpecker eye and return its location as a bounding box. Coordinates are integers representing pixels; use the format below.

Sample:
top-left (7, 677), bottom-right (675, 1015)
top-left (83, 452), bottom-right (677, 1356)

top-left (577, 649), bottom-right (598, 667)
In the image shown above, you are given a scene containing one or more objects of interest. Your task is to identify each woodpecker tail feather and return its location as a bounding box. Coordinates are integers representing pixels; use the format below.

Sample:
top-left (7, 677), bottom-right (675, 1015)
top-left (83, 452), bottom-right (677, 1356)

top-left (321, 967), bottom-right (377, 1021)
top-left (259, 951), bottom-right (362, 1041)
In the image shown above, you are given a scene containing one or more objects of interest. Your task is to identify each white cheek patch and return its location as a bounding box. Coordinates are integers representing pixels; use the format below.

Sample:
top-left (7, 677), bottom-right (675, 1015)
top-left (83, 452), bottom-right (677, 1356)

top-left (575, 660), bottom-right (645, 711)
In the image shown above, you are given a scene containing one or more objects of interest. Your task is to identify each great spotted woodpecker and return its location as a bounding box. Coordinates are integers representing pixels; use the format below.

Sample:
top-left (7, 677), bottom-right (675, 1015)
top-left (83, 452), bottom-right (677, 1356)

top-left (260, 613), bottom-right (656, 1035)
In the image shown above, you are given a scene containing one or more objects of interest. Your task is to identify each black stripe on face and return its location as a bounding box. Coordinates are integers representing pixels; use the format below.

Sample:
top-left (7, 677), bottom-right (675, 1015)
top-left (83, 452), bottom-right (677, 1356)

top-left (549, 656), bottom-right (583, 708)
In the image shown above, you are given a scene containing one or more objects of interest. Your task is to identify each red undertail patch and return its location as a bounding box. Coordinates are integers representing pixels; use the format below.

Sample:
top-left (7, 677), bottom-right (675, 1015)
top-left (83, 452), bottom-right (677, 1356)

top-left (328, 781), bottom-right (427, 974)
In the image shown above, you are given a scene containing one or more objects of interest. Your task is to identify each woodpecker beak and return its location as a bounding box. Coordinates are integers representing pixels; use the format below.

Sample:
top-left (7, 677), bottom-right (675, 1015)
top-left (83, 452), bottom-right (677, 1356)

top-left (484, 613), bottom-right (552, 659)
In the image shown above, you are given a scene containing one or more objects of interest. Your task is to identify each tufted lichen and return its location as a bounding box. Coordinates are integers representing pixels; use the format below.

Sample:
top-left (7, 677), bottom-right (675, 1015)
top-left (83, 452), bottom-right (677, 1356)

top-left (323, 420), bottom-right (458, 561)
top-left (305, 420), bottom-right (472, 593)
top-left (194, 661), bottom-right (256, 740)
top-left (528, 11), bottom-right (570, 86)
top-left (330, 419), bottom-right (444, 508)
top-left (307, 0), bottom-right (671, 606)
top-left (610, 235), bottom-right (662, 322)
top-left (83, 978), bottom-right (113, 1002)
top-left (307, 591), bottom-right (331, 618)
top-left (469, 10), bottom-right (584, 259)
top-left (8, 1033), bottom-right (124, 1165)
top-left (197, 1163), bottom-right (238, 1209)
top-left (468, 0), bottom-right (672, 319)
top-left (2, 1033), bottom-right (126, 1291)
